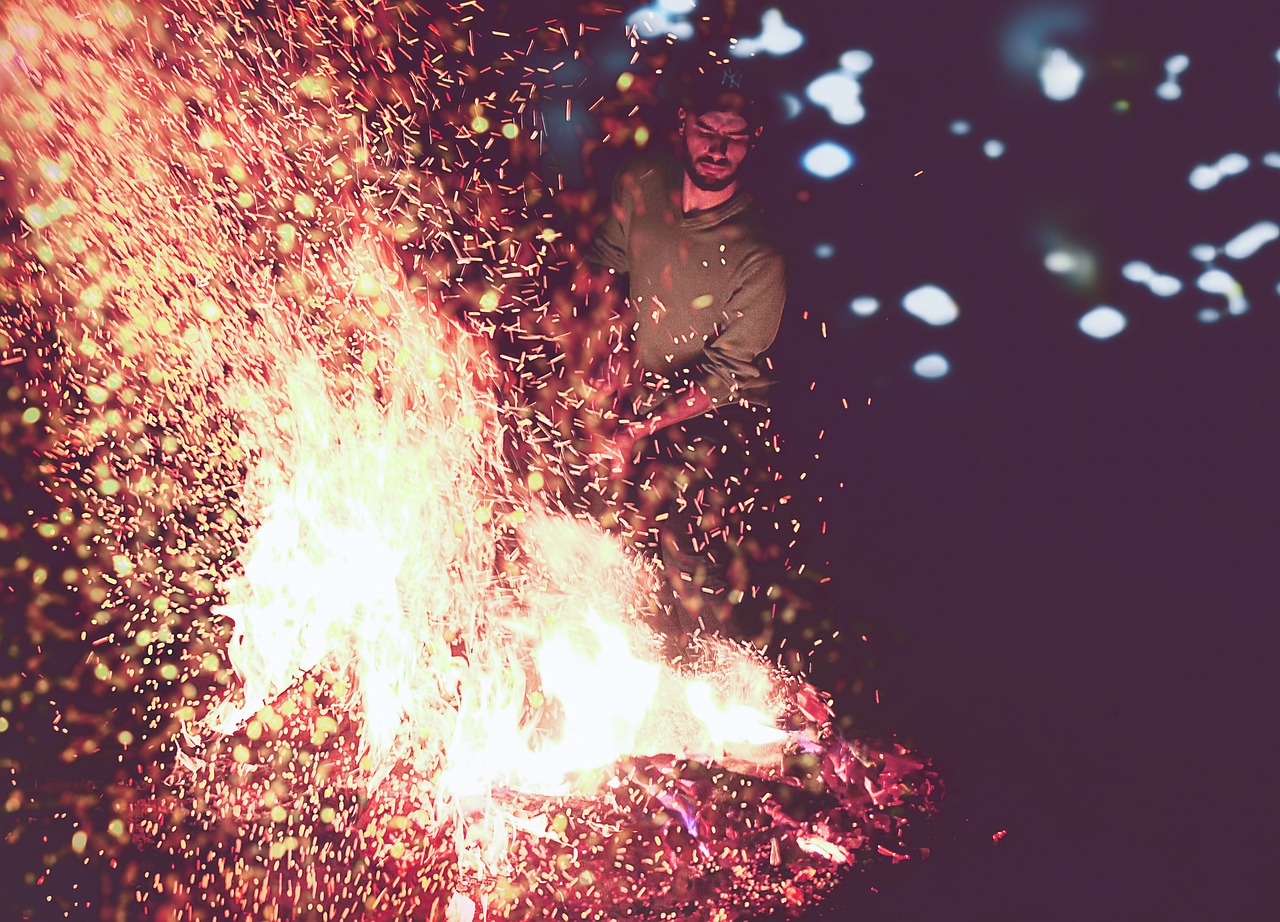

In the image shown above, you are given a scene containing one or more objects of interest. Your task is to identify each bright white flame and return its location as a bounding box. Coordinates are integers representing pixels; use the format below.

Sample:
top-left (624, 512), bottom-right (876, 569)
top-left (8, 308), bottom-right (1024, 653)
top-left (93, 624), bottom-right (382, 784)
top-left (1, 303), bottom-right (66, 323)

top-left (913, 353), bottom-right (949, 379)
top-left (984, 139), bottom-right (1005, 158)
top-left (1223, 220), bottom-right (1280, 260)
top-left (802, 141), bottom-right (854, 178)
top-left (850, 296), bottom-right (879, 316)
top-left (731, 8), bottom-right (804, 57)
top-left (1079, 305), bottom-right (1126, 339)
top-left (1039, 47), bottom-right (1084, 101)
top-left (902, 284), bottom-right (960, 326)
top-left (806, 51), bottom-right (873, 125)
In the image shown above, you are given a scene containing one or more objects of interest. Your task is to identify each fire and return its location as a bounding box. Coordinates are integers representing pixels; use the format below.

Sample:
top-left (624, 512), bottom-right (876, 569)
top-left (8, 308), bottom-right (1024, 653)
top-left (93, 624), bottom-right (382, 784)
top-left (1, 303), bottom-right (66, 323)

top-left (1, 1), bottom-right (938, 918)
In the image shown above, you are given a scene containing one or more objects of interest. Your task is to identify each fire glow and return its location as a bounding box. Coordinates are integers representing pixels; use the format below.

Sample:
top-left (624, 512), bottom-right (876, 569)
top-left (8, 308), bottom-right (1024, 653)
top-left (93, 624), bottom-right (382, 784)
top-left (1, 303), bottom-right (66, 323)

top-left (1, 1), bottom-right (937, 919)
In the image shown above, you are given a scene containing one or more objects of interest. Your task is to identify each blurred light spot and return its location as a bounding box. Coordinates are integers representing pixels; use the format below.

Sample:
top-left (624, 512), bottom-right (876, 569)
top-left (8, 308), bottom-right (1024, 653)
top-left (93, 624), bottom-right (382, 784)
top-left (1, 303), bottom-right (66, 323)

top-left (1223, 220), bottom-right (1279, 259)
top-left (1198, 267), bottom-right (1248, 314)
top-left (913, 353), bottom-right (950, 379)
top-left (984, 139), bottom-right (1006, 158)
top-left (780, 92), bottom-right (804, 119)
top-left (850, 296), bottom-right (879, 316)
top-left (1190, 243), bottom-right (1217, 262)
top-left (1147, 274), bottom-right (1183, 296)
top-left (628, 0), bottom-right (696, 39)
top-left (1079, 305), bottom-right (1126, 339)
top-left (1264, 152), bottom-right (1280, 168)
top-left (950, 120), bottom-right (971, 135)
top-left (1122, 260), bottom-right (1182, 296)
top-left (1039, 47), bottom-right (1084, 100)
top-left (1189, 152), bottom-right (1250, 190)
top-left (731, 8), bottom-right (804, 57)
top-left (1197, 307), bottom-right (1221, 323)
top-left (1156, 54), bottom-right (1189, 100)
top-left (1002, 5), bottom-right (1090, 76)
top-left (806, 51), bottom-right (873, 125)
top-left (1188, 165), bottom-right (1219, 190)
top-left (1121, 261), bottom-right (1153, 283)
top-left (1045, 250), bottom-right (1078, 273)
top-left (1218, 152), bottom-right (1249, 174)
top-left (902, 284), bottom-right (960, 326)
top-left (802, 141), bottom-right (854, 178)
top-left (814, 242), bottom-right (835, 258)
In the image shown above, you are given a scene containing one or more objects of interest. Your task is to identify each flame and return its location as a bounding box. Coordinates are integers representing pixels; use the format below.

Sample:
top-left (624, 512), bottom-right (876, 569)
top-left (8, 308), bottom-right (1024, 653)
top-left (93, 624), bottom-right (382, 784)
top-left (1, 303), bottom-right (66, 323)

top-left (1, 1), bottom-right (937, 917)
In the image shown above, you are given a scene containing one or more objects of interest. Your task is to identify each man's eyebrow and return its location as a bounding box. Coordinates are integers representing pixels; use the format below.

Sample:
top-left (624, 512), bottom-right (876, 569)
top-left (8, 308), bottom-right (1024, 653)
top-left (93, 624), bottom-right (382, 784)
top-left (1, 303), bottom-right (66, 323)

top-left (694, 118), bottom-right (749, 137)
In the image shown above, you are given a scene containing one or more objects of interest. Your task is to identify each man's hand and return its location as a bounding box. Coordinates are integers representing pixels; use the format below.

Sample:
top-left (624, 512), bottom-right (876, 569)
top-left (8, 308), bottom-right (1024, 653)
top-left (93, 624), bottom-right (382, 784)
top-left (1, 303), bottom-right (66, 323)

top-left (585, 345), bottom-right (636, 412)
top-left (589, 420), bottom-right (646, 477)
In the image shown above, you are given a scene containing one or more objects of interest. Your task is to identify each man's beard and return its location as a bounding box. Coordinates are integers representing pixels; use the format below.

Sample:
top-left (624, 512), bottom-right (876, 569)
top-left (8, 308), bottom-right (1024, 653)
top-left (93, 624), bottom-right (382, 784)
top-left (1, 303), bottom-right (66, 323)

top-left (684, 151), bottom-right (737, 193)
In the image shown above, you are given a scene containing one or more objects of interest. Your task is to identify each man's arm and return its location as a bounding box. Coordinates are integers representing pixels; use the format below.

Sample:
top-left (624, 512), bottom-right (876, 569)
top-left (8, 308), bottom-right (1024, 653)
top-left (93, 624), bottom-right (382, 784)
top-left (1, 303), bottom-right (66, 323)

top-left (595, 248), bottom-right (787, 474)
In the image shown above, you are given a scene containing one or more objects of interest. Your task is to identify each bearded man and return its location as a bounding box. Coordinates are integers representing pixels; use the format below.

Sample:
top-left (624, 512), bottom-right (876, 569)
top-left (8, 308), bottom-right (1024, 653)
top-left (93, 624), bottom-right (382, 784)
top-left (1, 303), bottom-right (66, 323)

top-left (581, 63), bottom-right (788, 635)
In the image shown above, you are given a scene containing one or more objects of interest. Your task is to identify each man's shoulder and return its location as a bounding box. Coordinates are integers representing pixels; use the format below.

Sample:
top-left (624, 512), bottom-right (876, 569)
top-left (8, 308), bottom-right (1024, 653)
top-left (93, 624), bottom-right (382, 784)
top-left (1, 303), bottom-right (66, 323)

top-left (614, 155), bottom-right (678, 192)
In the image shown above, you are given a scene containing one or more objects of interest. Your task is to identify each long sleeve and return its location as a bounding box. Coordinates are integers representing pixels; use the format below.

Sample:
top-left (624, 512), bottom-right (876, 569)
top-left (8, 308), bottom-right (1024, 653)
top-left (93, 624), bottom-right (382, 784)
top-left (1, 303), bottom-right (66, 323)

top-left (699, 247), bottom-right (787, 406)
top-left (581, 169), bottom-right (633, 273)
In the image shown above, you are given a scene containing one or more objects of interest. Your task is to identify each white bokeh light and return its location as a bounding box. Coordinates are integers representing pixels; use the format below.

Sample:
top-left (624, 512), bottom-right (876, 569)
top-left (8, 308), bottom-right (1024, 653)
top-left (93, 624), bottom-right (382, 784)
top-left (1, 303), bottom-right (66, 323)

top-left (1157, 54), bottom-right (1189, 100)
top-left (1188, 152), bottom-right (1250, 191)
top-left (850, 296), bottom-right (880, 317)
top-left (730, 8), bottom-right (804, 57)
top-left (1079, 305), bottom-right (1127, 339)
top-left (1039, 47), bottom-right (1084, 101)
top-left (1264, 152), bottom-right (1280, 169)
top-left (1197, 267), bottom-right (1248, 315)
top-left (806, 51), bottom-right (873, 125)
top-left (984, 139), bottom-right (1006, 158)
top-left (627, 0), bottom-right (696, 39)
top-left (1122, 261), bottom-right (1182, 296)
top-left (1122, 261), bottom-right (1154, 283)
top-left (1190, 243), bottom-right (1217, 262)
top-left (902, 285), bottom-right (960, 326)
top-left (950, 119), bottom-right (971, 135)
top-left (913, 353), bottom-right (950, 379)
top-left (814, 242), bottom-right (835, 259)
top-left (1223, 221), bottom-right (1280, 260)
top-left (802, 141), bottom-right (854, 178)
top-left (1045, 250), bottom-right (1078, 273)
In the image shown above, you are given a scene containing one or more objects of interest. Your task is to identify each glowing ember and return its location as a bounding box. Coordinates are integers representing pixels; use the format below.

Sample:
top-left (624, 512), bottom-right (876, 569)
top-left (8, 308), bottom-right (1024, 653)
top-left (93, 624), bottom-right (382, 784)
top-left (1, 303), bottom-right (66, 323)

top-left (0, 1), bottom-right (937, 919)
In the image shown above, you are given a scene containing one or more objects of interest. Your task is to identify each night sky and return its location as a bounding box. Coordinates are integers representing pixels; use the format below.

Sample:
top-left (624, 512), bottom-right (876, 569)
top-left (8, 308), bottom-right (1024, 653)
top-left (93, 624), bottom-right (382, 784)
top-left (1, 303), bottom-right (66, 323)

top-left (5, 1), bottom-right (1279, 919)
top-left (695, 2), bottom-right (1280, 919)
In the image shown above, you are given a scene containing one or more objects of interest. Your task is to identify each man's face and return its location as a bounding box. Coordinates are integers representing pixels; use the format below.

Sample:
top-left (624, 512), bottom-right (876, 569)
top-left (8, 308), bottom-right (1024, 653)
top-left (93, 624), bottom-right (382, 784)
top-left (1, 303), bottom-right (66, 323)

top-left (679, 107), bottom-right (761, 193)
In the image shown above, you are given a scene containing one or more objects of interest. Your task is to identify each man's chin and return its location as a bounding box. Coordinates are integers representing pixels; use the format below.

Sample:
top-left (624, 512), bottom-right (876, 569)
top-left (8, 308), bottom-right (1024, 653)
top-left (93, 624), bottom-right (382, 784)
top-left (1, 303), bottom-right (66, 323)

top-left (688, 168), bottom-right (735, 193)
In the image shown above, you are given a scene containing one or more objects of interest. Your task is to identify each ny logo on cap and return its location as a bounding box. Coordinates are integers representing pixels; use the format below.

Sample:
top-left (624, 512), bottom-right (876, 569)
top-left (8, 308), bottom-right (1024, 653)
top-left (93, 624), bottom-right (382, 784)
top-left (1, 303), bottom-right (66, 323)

top-left (721, 68), bottom-right (743, 89)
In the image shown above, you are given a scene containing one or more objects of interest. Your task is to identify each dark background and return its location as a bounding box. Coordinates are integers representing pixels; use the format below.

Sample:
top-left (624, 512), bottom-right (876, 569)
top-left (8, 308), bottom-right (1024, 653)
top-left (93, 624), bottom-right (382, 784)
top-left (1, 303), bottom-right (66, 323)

top-left (641, 2), bottom-right (1280, 920)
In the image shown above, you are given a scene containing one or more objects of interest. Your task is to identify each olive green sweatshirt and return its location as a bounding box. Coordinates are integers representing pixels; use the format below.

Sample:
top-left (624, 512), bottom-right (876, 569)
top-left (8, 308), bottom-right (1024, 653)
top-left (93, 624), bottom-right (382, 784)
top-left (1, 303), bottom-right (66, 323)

top-left (583, 157), bottom-right (787, 408)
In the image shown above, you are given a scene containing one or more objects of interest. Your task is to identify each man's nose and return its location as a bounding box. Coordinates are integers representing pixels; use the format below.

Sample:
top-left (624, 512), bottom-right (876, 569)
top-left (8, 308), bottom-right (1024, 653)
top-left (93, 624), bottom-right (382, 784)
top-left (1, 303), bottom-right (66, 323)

top-left (709, 136), bottom-right (729, 154)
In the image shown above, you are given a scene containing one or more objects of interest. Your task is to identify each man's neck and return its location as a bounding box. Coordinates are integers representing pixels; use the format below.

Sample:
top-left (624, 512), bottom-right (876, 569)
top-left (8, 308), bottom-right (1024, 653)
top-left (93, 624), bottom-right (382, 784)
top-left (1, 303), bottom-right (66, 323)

top-left (682, 173), bottom-right (738, 214)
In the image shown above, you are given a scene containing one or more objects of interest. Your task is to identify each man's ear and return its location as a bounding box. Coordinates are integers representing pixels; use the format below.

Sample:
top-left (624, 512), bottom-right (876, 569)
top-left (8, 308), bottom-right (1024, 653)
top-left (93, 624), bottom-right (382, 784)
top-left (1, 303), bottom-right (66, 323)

top-left (751, 125), bottom-right (764, 146)
top-left (677, 106), bottom-right (687, 132)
